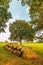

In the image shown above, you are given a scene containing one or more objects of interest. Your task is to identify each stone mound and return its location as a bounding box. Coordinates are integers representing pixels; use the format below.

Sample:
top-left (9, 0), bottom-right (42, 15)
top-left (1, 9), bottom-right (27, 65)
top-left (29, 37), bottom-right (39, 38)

top-left (4, 43), bottom-right (38, 59)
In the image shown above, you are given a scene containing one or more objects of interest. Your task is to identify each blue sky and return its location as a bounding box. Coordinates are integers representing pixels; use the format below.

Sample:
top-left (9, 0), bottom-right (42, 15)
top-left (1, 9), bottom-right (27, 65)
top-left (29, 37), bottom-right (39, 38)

top-left (9, 0), bottom-right (30, 21)
top-left (0, 0), bottom-right (31, 41)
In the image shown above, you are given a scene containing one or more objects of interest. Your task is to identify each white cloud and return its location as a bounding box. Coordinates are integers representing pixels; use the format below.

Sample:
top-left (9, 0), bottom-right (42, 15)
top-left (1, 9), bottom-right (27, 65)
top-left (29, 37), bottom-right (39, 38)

top-left (0, 27), bottom-right (10, 42)
top-left (26, 6), bottom-right (30, 13)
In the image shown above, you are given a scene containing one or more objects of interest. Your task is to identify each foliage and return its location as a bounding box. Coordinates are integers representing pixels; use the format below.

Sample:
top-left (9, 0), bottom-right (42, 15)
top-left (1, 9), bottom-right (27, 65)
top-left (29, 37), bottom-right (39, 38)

top-left (18, 0), bottom-right (43, 30)
top-left (9, 20), bottom-right (34, 44)
top-left (18, 0), bottom-right (43, 42)
top-left (0, 0), bottom-right (12, 33)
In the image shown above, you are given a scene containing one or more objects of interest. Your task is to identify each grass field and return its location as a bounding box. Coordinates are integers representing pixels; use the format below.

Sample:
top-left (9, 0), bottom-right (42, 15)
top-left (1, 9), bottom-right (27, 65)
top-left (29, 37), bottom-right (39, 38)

top-left (0, 42), bottom-right (43, 65)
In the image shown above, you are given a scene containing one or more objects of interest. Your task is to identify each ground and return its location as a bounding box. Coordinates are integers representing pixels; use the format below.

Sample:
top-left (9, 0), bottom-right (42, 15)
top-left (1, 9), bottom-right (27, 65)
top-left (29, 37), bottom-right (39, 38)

top-left (0, 42), bottom-right (43, 65)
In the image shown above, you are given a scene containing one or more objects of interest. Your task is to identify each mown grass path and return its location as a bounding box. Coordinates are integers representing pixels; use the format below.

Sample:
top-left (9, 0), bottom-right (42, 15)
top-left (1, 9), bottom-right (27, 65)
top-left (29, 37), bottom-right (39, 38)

top-left (0, 42), bottom-right (43, 65)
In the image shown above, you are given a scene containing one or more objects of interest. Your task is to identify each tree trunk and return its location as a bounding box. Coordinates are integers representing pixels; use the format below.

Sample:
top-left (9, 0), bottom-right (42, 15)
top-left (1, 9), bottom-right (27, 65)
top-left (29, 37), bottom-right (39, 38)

top-left (20, 38), bottom-right (22, 45)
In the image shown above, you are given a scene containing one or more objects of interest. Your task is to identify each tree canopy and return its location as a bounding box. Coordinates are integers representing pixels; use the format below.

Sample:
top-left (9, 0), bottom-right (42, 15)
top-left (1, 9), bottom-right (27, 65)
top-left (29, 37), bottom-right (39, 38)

top-left (0, 0), bottom-right (11, 32)
top-left (9, 20), bottom-right (34, 44)
top-left (18, 0), bottom-right (43, 42)
top-left (18, 0), bottom-right (43, 30)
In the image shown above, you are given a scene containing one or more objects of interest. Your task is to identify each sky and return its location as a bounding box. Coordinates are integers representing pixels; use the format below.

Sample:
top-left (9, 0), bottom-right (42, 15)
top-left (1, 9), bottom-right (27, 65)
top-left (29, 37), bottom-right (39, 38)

top-left (0, 0), bottom-right (31, 42)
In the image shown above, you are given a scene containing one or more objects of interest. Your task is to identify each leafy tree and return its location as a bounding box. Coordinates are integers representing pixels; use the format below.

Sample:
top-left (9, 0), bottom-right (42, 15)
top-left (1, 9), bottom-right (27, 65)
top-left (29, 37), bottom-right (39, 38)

top-left (9, 20), bottom-right (34, 45)
top-left (18, 0), bottom-right (43, 30)
top-left (0, 0), bottom-right (11, 33)
top-left (18, 0), bottom-right (43, 42)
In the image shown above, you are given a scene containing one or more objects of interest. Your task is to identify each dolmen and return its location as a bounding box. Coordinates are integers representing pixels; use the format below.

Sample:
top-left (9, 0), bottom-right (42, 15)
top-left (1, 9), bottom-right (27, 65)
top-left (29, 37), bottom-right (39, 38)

top-left (4, 43), bottom-right (38, 59)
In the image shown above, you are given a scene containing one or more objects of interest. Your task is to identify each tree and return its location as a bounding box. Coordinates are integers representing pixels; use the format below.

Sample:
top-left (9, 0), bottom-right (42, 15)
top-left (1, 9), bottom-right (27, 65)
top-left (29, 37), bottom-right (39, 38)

top-left (18, 0), bottom-right (43, 30)
top-left (18, 0), bottom-right (43, 42)
top-left (9, 20), bottom-right (34, 45)
top-left (0, 0), bottom-right (11, 33)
